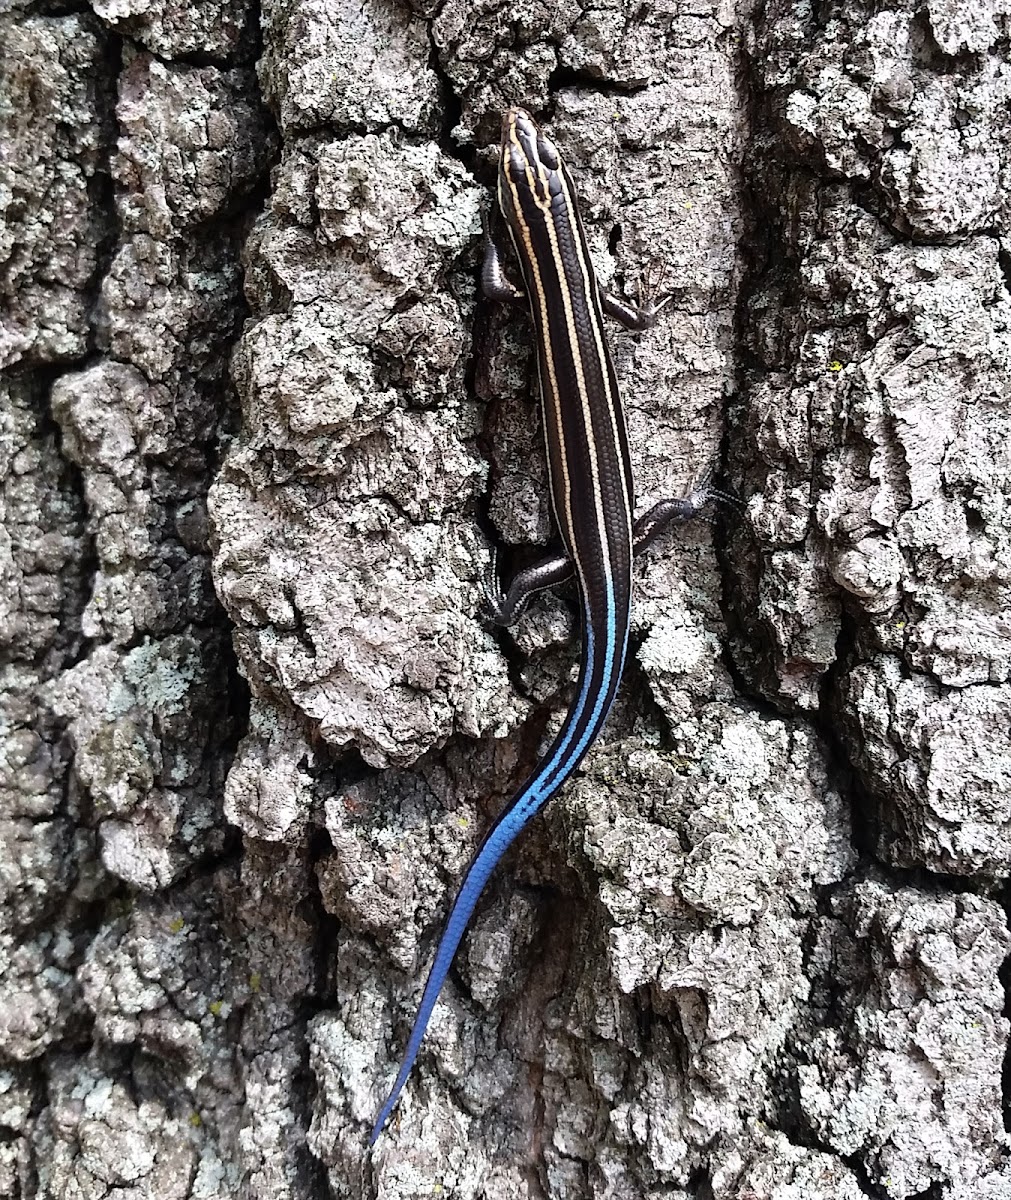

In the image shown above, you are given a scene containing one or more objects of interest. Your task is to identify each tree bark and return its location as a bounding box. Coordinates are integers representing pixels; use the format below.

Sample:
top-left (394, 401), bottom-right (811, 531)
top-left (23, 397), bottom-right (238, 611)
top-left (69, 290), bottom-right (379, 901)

top-left (2, 2), bottom-right (1009, 1198)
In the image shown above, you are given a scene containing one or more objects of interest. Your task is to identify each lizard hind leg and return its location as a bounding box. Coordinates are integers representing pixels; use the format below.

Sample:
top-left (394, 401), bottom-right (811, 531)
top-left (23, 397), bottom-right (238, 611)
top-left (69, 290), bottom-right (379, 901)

top-left (483, 545), bottom-right (574, 626)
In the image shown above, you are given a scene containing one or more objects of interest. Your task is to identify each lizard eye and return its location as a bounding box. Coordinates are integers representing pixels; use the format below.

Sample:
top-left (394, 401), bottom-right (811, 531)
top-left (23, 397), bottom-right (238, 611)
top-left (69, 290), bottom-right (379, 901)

top-left (507, 146), bottom-right (528, 182)
top-left (537, 135), bottom-right (559, 171)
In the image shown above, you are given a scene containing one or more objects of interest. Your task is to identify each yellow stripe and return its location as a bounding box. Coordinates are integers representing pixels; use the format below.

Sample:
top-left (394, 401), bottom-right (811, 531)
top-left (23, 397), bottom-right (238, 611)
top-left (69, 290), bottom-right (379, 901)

top-left (501, 116), bottom-right (630, 595)
top-left (555, 165), bottom-right (634, 552)
top-left (502, 123), bottom-right (576, 555)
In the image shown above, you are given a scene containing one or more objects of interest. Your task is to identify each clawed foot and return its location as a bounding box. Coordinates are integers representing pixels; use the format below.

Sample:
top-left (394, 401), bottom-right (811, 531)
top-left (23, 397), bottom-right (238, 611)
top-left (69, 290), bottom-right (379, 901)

top-left (482, 545), bottom-right (529, 626)
top-left (634, 259), bottom-right (677, 327)
top-left (631, 466), bottom-right (739, 554)
top-left (481, 545), bottom-right (509, 625)
top-left (683, 466), bottom-right (739, 516)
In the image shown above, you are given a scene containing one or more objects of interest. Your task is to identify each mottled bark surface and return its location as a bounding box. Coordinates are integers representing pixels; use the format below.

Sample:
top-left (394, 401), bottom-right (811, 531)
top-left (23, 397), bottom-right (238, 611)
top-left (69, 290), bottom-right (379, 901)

top-left (1, 2), bottom-right (1009, 1198)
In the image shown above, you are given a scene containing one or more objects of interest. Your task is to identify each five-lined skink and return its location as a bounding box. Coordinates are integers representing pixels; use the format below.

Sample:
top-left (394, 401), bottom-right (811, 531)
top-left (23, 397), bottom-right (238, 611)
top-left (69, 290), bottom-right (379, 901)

top-left (370, 106), bottom-right (713, 1145)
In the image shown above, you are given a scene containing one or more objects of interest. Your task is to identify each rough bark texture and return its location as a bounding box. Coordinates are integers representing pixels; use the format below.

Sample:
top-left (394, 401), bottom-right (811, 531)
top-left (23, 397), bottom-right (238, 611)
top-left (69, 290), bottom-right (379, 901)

top-left (1, 1), bottom-right (1009, 1199)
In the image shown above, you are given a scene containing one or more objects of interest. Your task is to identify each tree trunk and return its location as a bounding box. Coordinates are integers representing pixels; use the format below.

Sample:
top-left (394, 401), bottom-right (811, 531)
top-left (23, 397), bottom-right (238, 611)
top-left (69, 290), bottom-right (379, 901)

top-left (2, 2), bottom-right (1009, 1198)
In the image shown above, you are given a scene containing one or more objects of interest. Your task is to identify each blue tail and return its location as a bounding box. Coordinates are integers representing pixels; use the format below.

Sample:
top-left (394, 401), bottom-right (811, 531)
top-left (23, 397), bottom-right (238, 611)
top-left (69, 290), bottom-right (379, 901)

top-left (369, 610), bottom-right (626, 1144)
top-left (368, 808), bottom-right (532, 1145)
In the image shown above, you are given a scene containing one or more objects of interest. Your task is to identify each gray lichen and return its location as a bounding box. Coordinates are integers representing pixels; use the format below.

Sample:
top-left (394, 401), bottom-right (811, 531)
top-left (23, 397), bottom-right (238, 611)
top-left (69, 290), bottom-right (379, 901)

top-left (0, 16), bottom-right (111, 368)
top-left (2, 0), bottom-right (1009, 1197)
top-left (210, 129), bottom-right (523, 774)
top-left (737, 0), bottom-right (1011, 890)
top-left (1, 8), bottom-right (274, 1198)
